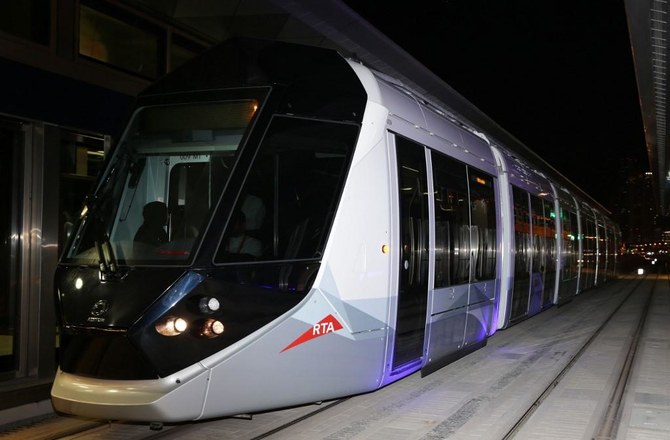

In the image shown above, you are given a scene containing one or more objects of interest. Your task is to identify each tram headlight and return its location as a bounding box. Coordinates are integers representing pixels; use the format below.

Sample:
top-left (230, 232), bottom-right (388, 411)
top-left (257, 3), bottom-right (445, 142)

top-left (198, 296), bottom-right (220, 313)
top-left (200, 319), bottom-right (225, 338)
top-left (155, 316), bottom-right (188, 336)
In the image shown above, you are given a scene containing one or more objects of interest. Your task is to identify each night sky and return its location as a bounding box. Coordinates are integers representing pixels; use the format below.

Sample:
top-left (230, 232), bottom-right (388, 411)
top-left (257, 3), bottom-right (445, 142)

top-left (344, 0), bottom-right (647, 213)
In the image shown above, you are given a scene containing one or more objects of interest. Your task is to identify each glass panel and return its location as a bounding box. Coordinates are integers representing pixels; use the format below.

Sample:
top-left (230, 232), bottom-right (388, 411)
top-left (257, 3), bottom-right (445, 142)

top-left (0, 125), bottom-right (23, 378)
top-left (217, 116), bottom-right (358, 263)
top-left (469, 170), bottom-right (497, 282)
top-left (0, 1), bottom-right (50, 45)
top-left (63, 100), bottom-right (259, 266)
top-left (79, 5), bottom-right (162, 78)
top-left (530, 195), bottom-right (550, 305)
top-left (432, 153), bottom-right (469, 287)
top-left (511, 187), bottom-right (530, 320)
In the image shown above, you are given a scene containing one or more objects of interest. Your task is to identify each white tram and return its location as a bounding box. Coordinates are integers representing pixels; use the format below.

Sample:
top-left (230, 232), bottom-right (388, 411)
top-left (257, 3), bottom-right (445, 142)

top-left (51, 38), bottom-right (619, 422)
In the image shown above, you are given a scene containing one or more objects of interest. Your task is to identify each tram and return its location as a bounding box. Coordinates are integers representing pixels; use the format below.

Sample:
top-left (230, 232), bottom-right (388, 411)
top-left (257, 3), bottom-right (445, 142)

top-left (51, 38), bottom-right (620, 422)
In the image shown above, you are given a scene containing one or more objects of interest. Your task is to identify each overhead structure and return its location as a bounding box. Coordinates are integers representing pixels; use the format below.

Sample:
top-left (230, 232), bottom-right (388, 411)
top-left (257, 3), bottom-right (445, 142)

top-left (625, 0), bottom-right (668, 214)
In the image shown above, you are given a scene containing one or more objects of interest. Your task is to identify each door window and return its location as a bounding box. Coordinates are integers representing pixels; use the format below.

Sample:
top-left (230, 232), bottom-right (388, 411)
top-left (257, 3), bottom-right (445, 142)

top-left (392, 136), bottom-right (429, 370)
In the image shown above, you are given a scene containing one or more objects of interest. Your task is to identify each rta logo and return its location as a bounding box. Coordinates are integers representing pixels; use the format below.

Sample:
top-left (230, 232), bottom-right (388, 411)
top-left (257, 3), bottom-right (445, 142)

top-left (281, 314), bottom-right (344, 353)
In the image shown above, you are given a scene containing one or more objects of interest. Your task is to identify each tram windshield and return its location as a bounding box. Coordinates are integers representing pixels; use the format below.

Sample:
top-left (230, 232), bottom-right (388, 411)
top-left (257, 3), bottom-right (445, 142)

top-left (63, 100), bottom-right (259, 266)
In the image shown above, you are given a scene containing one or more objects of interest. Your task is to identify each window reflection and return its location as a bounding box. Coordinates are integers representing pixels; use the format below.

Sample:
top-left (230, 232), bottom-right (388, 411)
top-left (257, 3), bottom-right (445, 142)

top-left (79, 4), bottom-right (162, 78)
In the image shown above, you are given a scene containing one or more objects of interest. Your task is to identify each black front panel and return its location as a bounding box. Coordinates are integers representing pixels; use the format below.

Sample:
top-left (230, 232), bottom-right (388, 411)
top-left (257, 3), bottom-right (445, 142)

top-left (56, 266), bottom-right (184, 328)
top-left (59, 331), bottom-right (158, 380)
top-left (128, 264), bottom-right (312, 377)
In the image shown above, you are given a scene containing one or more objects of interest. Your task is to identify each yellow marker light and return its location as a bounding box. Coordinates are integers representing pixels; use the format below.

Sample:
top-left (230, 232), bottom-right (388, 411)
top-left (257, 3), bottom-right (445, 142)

top-left (381, 244), bottom-right (390, 254)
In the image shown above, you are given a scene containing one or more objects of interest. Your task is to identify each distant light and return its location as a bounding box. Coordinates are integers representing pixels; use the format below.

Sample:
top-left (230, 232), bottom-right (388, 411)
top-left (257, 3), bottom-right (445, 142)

top-left (637, 268), bottom-right (644, 275)
top-left (74, 278), bottom-right (83, 290)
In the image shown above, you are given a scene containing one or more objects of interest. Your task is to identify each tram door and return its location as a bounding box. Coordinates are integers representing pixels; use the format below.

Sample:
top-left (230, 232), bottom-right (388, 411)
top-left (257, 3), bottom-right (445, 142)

top-left (392, 136), bottom-right (429, 371)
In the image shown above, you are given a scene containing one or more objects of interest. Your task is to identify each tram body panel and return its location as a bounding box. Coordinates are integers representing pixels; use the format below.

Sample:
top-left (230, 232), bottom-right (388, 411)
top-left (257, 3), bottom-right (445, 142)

top-left (52, 365), bottom-right (210, 422)
top-left (201, 288), bottom-right (387, 418)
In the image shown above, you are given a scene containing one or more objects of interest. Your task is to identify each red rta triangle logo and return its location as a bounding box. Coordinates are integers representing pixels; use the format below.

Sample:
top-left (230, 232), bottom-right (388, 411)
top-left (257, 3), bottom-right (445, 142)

top-left (281, 314), bottom-right (343, 353)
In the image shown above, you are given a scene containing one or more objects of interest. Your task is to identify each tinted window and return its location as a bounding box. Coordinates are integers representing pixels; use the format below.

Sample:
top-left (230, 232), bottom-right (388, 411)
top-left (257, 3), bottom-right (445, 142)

top-left (64, 100), bottom-right (259, 266)
top-left (432, 154), bottom-right (469, 287)
top-left (469, 171), bottom-right (497, 281)
top-left (432, 152), bottom-right (497, 287)
top-left (216, 117), bottom-right (357, 263)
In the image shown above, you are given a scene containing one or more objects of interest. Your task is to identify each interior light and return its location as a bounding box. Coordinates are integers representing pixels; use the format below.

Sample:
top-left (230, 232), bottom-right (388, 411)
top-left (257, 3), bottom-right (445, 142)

top-left (155, 316), bottom-right (188, 336)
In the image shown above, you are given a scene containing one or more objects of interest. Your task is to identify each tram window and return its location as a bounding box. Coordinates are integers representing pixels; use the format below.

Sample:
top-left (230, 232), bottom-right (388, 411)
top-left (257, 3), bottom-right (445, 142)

top-left (216, 116), bottom-right (357, 264)
top-left (511, 187), bottom-right (531, 319)
top-left (469, 171), bottom-right (497, 281)
top-left (432, 154), bottom-right (469, 287)
top-left (63, 100), bottom-right (259, 265)
top-left (431, 152), bottom-right (497, 287)
top-left (561, 208), bottom-right (579, 281)
top-left (530, 195), bottom-right (546, 281)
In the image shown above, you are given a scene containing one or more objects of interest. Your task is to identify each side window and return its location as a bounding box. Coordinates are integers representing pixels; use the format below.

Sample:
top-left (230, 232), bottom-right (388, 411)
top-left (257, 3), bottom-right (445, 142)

top-left (432, 152), bottom-right (497, 287)
top-left (432, 154), bottom-right (469, 287)
top-left (216, 116), bottom-right (358, 263)
top-left (469, 171), bottom-right (497, 281)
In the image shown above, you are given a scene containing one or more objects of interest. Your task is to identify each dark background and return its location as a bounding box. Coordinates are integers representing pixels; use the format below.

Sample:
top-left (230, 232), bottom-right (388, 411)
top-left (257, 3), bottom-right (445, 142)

top-left (344, 0), bottom-right (647, 213)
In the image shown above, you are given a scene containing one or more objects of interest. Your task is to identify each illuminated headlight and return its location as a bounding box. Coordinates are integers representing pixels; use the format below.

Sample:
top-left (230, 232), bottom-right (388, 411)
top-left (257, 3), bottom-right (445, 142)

top-left (155, 316), bottom-right (188, 336)
top-left (200, 319), bottom-right (225, 338)
top-left (199, 296), bottom-right (220, 313)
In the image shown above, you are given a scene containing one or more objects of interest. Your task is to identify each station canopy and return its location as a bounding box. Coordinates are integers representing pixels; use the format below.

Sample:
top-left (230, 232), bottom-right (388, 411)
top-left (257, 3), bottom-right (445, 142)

top-left (626, 0), bottom-right (670, 215)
